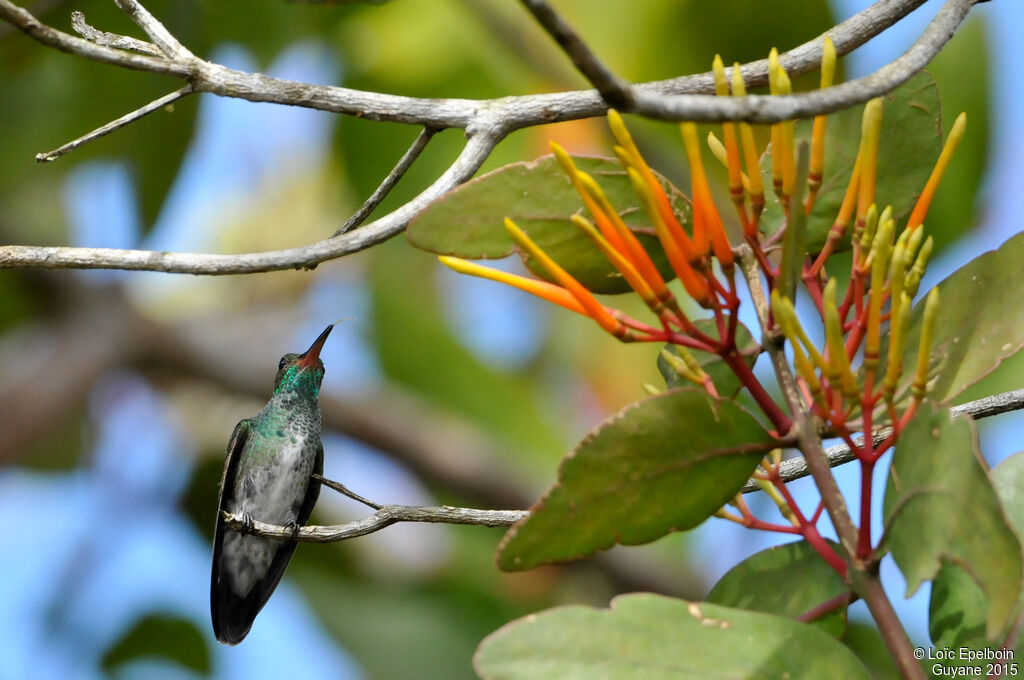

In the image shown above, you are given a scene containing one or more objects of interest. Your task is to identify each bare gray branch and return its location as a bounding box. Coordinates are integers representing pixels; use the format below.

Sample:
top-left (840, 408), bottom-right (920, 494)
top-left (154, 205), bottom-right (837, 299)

top-left (223, 505), bottom-right (529, 543)
top-left (223, 388), bottom-right (1024, 543)
top-left (0, 0), bottom-right (975, 275)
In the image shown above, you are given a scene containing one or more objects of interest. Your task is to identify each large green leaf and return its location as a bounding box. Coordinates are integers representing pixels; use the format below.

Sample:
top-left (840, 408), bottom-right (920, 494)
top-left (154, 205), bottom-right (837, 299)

top-left (902, 232), bottom-right (1024, 405)
top-left (407, 155), bottom-right (689, 293)
top-left (657, 320), bottom-right (759, 398)
top-left (101, 614), bottom-right (210, 675)
top-left (497, 388), bottom-right (775, 570)
top-left (937, 450), bottom-right (1024, 655)
top-left (841, 624), bottom-right (902, 680)
top-left (760, 72), bottom-right (941, 251)
top-left (882, 401), bottom-right (1022, 637)
top-left (474, 593), bottom-right (870, 680)
top-left (932, 451), bottom-right (1024, 651)
top-left (706, 540), bottom-right (850, 637)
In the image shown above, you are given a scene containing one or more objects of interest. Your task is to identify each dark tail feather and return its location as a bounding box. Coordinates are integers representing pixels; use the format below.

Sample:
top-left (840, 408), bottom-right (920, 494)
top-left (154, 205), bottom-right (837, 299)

top-left (211, 540), bottom-right (299, 645)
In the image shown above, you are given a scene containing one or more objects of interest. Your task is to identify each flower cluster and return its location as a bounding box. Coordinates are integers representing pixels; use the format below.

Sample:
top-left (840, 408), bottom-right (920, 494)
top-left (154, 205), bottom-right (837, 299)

top-left (440, 41), bottom-right (965, 461)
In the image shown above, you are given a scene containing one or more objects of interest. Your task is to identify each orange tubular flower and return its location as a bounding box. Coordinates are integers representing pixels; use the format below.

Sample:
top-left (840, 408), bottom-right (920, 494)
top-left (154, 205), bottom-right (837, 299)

top-left (503, 218), bottom-right (628, 337)
top-left (906, 112), bottom-right (967, 231)
top-left (712, 56), bottom-right (745, 209)
top-left (550, 142), bottom-right (631, 256)
top-left (768, 49), bottom-right (795, 203)
top-left (681, 122), bottom-right (734, 269)
top-left (731, 63), bottom-right (764, 221)
top-left (438, 256), bottom-right (586, 315)
top-left (575, 173), bottom-right (672, 302)
top-left (569, 214), bottom-right (659, 308)
top-left (855, 98), bottom-right (883, 232)
top-left (808, 37), bottom-right (837, 212)
top-left (607, 110), bottom-right (705, 261)
top-left (627, 166), bottom-right (713, 306)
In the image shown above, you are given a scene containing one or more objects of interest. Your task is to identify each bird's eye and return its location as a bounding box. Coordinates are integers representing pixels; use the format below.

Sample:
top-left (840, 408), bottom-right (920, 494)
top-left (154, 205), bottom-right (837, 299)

top-left (278, 357), bottom-right (287, 371)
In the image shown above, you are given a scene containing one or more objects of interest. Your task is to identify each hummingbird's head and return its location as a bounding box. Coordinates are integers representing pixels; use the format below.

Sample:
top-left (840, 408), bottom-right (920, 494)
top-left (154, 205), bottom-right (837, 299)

top-left (272, 324), bottom-right (333, 396)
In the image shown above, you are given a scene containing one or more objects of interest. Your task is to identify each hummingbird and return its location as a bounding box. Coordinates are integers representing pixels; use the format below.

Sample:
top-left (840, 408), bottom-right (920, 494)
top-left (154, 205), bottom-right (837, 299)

top-left (211, 323), bottom-right (334, 645)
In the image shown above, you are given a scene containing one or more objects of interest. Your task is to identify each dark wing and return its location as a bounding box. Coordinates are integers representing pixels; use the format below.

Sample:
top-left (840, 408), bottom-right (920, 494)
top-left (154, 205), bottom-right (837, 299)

top-left (296, 440), bottom-right (323, 526)
top-left (210, 419), bottom-right (251, 644)
top-left (211, 434), bottom-right (323, 645)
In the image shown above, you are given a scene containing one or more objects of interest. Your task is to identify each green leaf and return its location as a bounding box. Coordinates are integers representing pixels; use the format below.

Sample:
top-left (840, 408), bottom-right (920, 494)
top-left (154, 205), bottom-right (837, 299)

top-left (657, 320), bottom-right (759, 397)
top-left (407, 155), bottom-right (689, 293)
top-left (497, 388), bottom-right (775, 571)
top-left (474, 593), bottom-right (870, 680)
top-left (706, 540), bottom-right (849, 637)
top-left (101, 614), bottom-right (210, 674)
top-left (882, 401), bottom-right (1022, 637)
top-left (928, 450), bottom-right (1024, 654)
top-left (903, 232), bottom-right (1024, 404)
top-left (760, 72), bottom-right (941, 251)
top-left (841, 623), bottom-right (902, 680)
top-left (929, 563), bottom-right (989, 650)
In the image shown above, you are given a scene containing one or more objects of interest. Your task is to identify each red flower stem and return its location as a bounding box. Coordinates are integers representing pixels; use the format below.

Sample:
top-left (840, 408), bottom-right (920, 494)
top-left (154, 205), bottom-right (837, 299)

top-left (805, 523), bottom-right (849, 577)
top-left (845, 316), bottom-right (866, 360)
top-left (720, 349), bottom-right (793, 433)
top-left (811, 499), bottom-right (825, 524)
top-left (802, 266), bottom-right (826, 319)
top-left (610, 312), bottom-right (663, 335)
top-left (797, 591), bottom-right (856, 623)
top-left (642, 332), bottom-right (717, 353)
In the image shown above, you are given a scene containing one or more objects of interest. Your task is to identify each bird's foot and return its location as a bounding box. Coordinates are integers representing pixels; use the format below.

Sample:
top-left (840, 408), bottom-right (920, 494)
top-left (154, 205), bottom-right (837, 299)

top-left (284, 520), bottom-right (301, 540)
top-left (240, 511), bottom-right (255, 534)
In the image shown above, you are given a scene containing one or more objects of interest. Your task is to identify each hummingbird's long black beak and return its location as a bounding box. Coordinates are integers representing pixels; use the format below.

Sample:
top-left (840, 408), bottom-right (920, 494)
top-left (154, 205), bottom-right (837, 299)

top-left (298, 324), bottom-right (334, 369)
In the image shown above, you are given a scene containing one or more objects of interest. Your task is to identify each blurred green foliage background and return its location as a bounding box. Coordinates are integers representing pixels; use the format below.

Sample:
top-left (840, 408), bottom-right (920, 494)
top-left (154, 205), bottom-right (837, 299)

top-left (0, 1), bottom-right (1006, 678)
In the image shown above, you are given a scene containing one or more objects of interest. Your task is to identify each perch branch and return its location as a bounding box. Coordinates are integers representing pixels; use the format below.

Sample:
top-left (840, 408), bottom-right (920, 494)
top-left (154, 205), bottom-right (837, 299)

top-left (230, 388), bottom-right (1024, 546)
top-left (222, 505), bottom-right (529, 543)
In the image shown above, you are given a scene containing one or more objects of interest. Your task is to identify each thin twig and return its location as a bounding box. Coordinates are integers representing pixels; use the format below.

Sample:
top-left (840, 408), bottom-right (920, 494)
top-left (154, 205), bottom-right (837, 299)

top-left (222, 505), bottom-right (529, 543)
top-left (36, 84), bottom-right (193, 162)
top-left (70, 10), bottom-right (161, 56)
top-left (111, 0), bottom-right (191, 60)
top-left (740, 388), bottom-right (1024, 493)
top-left (311, 472), bottom-right (380, 510)
top-left (332, 127), bottom-right (437, 236)
top-left (517, 0), bottom-right (633, 109)
top-left (796, 591), bottom-right (856, 623)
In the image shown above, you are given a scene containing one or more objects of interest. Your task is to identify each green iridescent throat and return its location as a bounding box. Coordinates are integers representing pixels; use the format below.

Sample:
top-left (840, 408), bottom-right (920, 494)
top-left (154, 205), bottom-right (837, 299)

top-left (273, 364), bottom-right (323, 397)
